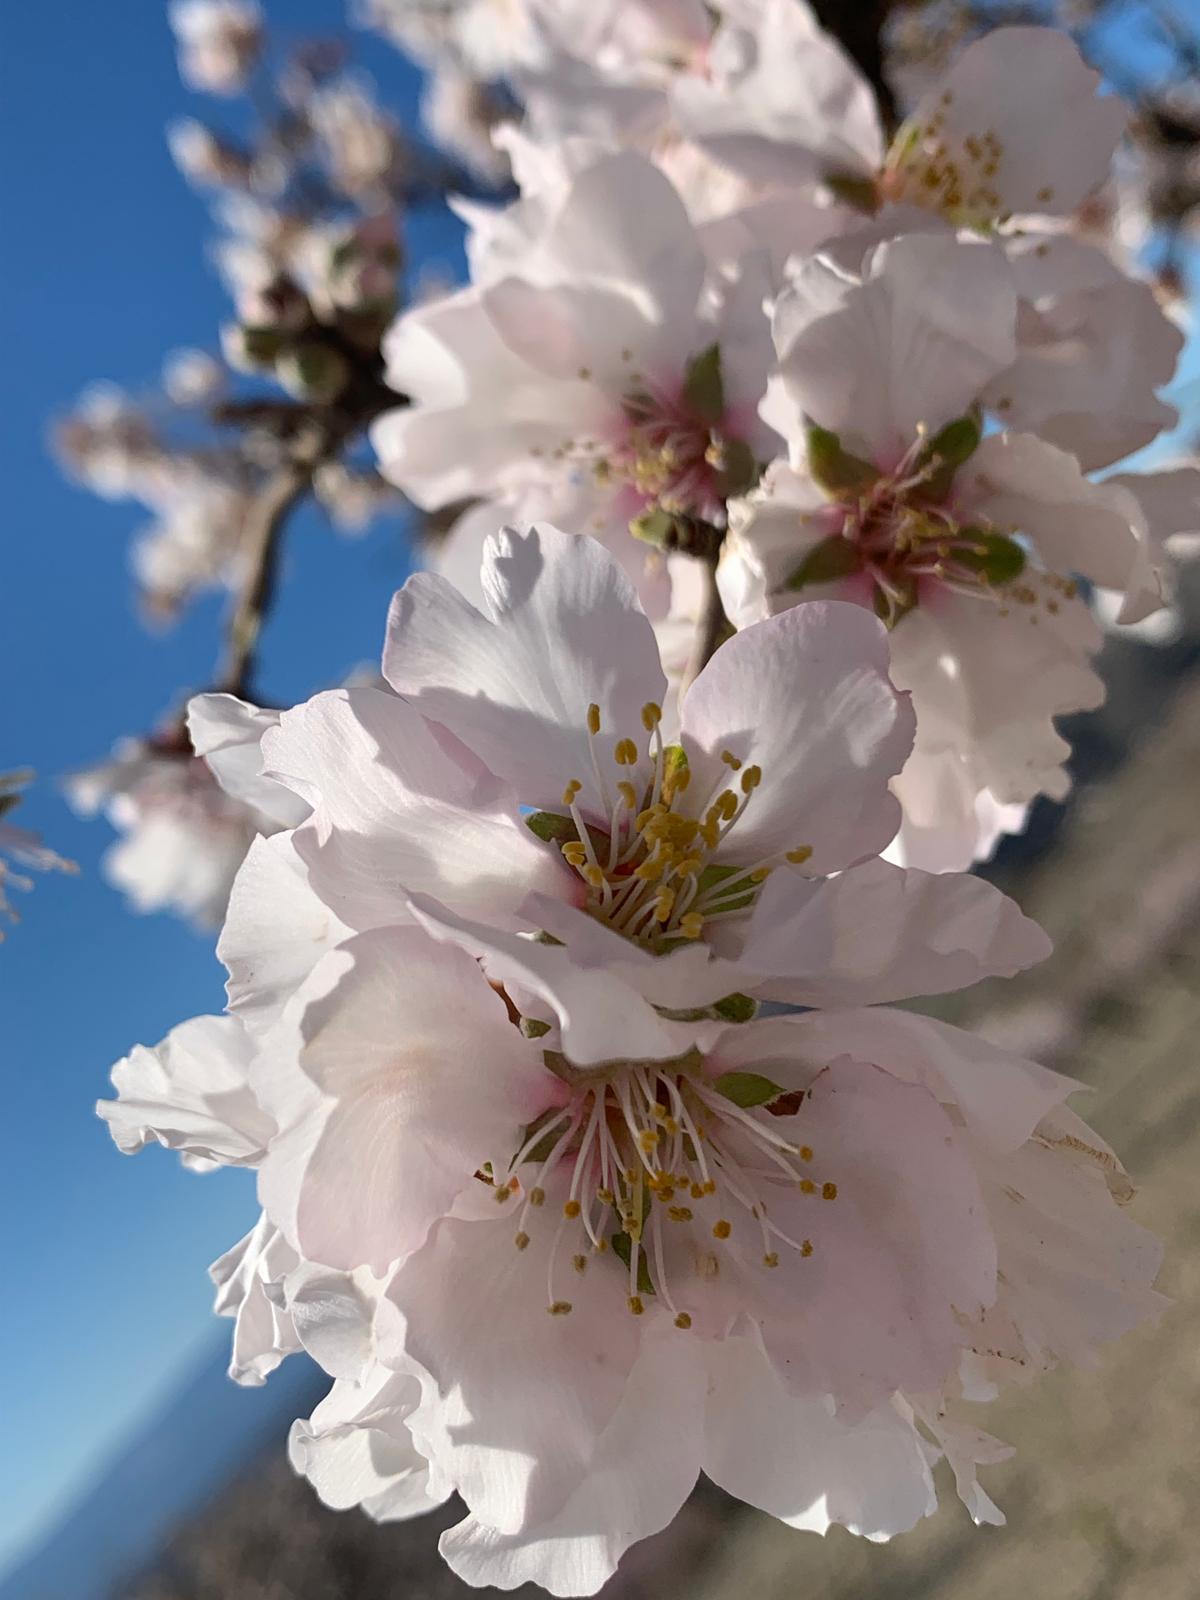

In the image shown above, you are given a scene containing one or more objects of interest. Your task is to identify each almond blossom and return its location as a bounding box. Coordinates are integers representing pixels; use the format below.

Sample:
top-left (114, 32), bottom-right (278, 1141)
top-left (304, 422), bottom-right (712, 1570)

top-left (370, 149), bottom-right (779, 608)
top-left (721, 231), bottom-right (1171, 869)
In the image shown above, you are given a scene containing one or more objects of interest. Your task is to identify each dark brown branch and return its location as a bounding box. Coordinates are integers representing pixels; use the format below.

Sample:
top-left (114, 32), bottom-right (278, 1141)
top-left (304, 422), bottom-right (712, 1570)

top-left (681, 545), bottom-right (731, 694)
top-left (810, 0), bottom-right (899, 132)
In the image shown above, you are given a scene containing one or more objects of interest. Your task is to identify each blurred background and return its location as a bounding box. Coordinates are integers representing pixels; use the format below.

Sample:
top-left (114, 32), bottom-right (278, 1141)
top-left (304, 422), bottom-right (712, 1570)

top-left (2, 2), bottom-right (1199, 1597)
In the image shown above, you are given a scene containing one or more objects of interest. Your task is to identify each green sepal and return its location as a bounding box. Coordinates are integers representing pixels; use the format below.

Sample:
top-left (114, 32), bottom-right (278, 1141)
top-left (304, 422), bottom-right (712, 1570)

top-left (712, 436), bottom-right (759, 499)
top-left (825, 172), bottom-right (881, 213)
top-left (713, 1070), bottom-right (785, 1108)
top-left (610, 1229), bottom-right (656, 1294)
top-left (917, 408), bottom-right (982, 500)
top-left (630, 507), bottom-right (678, 547)
top-left (682, 343), bottom-right (725, 425)
top-left (785, 534), bottom-right (864, 592)
top-left (712, 992), bottom-right (758, 1024)
top-left (954, 528), bottom-right (1026, 587)
top-left (518, 1106), bottom-right (567, 1165)
top-left (696, 862), bottom-right (756, 913)
top-left (519, 1017), bottom-right (552, 1039)
top-left (525, 811), bottom-right (578, 843)
top-left (238, 325), bottom-right (285, 365)
top-left (873, 577), bottom-right (918, 628)
top-left (806, 424), bottom-right (880, 500)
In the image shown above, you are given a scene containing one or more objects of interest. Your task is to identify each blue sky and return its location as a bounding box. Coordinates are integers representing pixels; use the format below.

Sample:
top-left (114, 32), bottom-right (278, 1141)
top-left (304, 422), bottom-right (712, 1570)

top-left (0, 2), bottom-right (463, 1571)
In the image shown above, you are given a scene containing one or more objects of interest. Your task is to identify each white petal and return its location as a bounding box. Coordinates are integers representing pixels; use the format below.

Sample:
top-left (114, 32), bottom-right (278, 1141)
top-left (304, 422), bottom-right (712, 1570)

top-left (187, 692), bottom-right (310, 829)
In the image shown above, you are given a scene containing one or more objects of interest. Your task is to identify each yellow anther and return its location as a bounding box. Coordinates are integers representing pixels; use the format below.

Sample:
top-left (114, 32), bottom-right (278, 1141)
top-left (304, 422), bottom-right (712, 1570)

top-left (799, 1145), bottom-right (813, 1162)
top-left (594, 1237), bottom-right (609, 1254)
top-left (798, 1178), bottom-right (816, 1195)
top-left (654, 888), bottom-right (676, 923)
top-left (712, 1219), bottom-right (732, 1240)
top-left (494, 1185), bottom-right (513, 1204)
top-left (582, 864), bottom-right (605, 889)
top-left (514, 1231), bottom-right (530, 1250)
top-left (786, 846), bottom-right (813, 865)
top-left (801, 1239), bottom-right (814, 1258)
top-left (762, 1252), bottom-right (779, 1268)
top-left (638, 1129), bottom-right (659, 1153)
top-left (563, 779), bottom-right (582, 805)
top-left (572, 1254), bottom-right (588, 1274)
top-left (674, 1312), bottom-right (693, 1330)
top-left (587, 703), bottom-right (601, 736)
top-left (720, 749), bottom-right (742, 771)
top-left (822, 1181), bottom-right (838, 1201)
top-left (699, 820), bottom-right (720, 850)
top-left (641, 702), bottom-right (662, 732)
top-left (679, 912), bottom-right (705, 940)
top-left (664, 765), bottom-right (690, 797)
top-left (614, 738), bottom-right (639, 765)
top-left (740, 765), bottom-right (762, 794)
top-left (596, 1186), bottom-right (614, 1205)
top-left (563, 1199), bottom-right (582, 1219)
top-left (529, 1187), bottom-right (546, 1207)
top-left (652, 1102), bottom-right (670, 1122)
top-left (561, 842), bottom-right (587, 867)
top-left (548, 1300), bottom-right (573, 1315)
top-left (633, 856), bottom-right (666, 883)
top-left (628, 1296), bottom-right (645, 1316)
top-left (690, 1183), bottom-right (705, 1199)
top-left (663, 1116), bottom-right (680, 1136)
top-left (617, 781), bottom-right (638, 810)
top-left (749, 867), bottom-right (772, 884)
top-left (668, 1206), bottom-right (694, 1222)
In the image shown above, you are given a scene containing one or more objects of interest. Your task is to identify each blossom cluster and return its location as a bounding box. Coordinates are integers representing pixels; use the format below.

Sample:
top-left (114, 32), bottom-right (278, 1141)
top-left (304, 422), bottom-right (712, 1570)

top-left (92, 2), bottom-right (1182, 1593)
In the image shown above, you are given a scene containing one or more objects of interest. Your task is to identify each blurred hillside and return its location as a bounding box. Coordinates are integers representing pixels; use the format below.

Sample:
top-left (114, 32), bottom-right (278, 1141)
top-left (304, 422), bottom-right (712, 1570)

top-left (105, 571), bottom-right (1200, 1600)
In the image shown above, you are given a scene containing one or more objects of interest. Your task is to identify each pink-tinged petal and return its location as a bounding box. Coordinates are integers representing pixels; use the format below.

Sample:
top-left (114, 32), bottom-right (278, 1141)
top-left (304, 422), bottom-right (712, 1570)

top-left (909, 1401), bottom-right (1011, 1527)
top-left (681, 602), bottom-right (914, 871)
top-left (743, 857), bottom-right (1050, 1007)
top-left (985, 236), bottom-right (1182, 473)
top-left (262, 687), bottom-right (561, 931)
top-left (99, 1013), bottom-right (273, 1170)
top-left (741, 1007), bottom-right (1076, 1153)
top-left (371, 286), bottom-right (599, 508)
top-left (407, 891), bottom-right (732, 1066)
top-left (386, 1204), bottom-right (645, 1538)
top-left (967, 1109), bottom-right (1166, 1376)
top-left (1101, 467), bottom-right (1200, 624)
top-left (705, 1339), bottom-right (936, 1538)
top-left (773, 235), bottom-right (1016, 463)
top-left (258, 928), bottom-right (552, 1274)
top-left (209, 1215), bottom-right (302, 1386)
top-left (673, 0), bottom-right (884, 187)
top-left (187, 692), bottom-right (309, 829)
top-left (285, 1263), bottom-right (378, 1381)
top-left (745, 1058), bottom-right (996, 1410)
top-left (289, 1368), bottom-right (448, 1523)
top-left (904, 27), bottom-right (1125, 219)
top-left (384, 524), bottom-right (667, 816)
top-left (438, 1330), bottom-right (704, 1596)
top-left (219, 832), bottom-right (352, 1039)
top-left (961, 432), bottom-right (1140, 594)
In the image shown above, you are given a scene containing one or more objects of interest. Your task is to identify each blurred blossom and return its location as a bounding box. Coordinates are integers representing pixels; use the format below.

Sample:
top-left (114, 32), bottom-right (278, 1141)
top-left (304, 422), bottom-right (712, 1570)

top-left (169, 0), bottom-right (265, 97)
top-left (167, 118), bottom-right (254, 188)
top-left (0, 772), bottom-right (76, 936)
top-left (163, 348), bottom-right (226, 406)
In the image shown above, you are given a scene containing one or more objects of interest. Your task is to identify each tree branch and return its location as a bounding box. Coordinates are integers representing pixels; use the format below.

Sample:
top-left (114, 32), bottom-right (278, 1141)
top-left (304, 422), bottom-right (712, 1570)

top-left (681, 545), bottom-right (730, 694)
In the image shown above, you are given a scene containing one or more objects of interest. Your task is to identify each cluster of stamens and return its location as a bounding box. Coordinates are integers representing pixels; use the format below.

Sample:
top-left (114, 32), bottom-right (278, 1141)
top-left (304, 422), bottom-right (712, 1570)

top-left (882, 92), bottom-right (1031, 228)
top-left (485, 1055), bottom-right (839, 1324)
top-left (555, 701), bottom-right (811, 950)
top-left (828, 431), bottom-right (1023, 626)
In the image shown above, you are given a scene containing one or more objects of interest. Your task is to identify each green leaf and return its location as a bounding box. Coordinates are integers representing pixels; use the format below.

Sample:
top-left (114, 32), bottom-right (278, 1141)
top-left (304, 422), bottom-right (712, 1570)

top-left (784, 534), bottom-right (864, 592)
top-left (682, 343), bottom-right (725, 424)
top-left (712, 992), bottom-right (758, 1024)
top-left (806, 424), bottom-right (880, 499)
top-left (713, 1070), bottom-right (785, 1108)
top-left (954, 529), bottom-right (1026, 587)
top-left (525, 811), bottom-right (578, 843)
top-left (610, 1229), bottom-right (656, 1294)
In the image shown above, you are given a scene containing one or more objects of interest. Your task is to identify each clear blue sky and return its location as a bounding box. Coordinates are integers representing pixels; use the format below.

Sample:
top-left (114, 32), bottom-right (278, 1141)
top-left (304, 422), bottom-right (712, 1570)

top-left (0, 1), bottom-right (464, 1571)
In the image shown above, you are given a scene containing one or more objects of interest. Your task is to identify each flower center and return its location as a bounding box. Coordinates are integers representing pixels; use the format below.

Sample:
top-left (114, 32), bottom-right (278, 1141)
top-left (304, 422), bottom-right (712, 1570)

top-left (546, 701), bottom-right (811, 950)
top-left (485, 1052), bottom-right (838, 1324)
top-left (880, 93), bottom-right (1023, 230)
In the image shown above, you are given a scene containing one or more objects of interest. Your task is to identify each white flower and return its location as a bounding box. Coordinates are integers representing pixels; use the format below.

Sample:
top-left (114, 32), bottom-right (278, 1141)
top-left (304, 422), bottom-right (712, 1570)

top-left (371, 150), bottom-right (779, 602)
top-left (723, 232), bottom-right (1159, 869)
top-left (66, 721), bottom-right (290, 928)
top-left (169, 0), bottom-right (263, 96)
